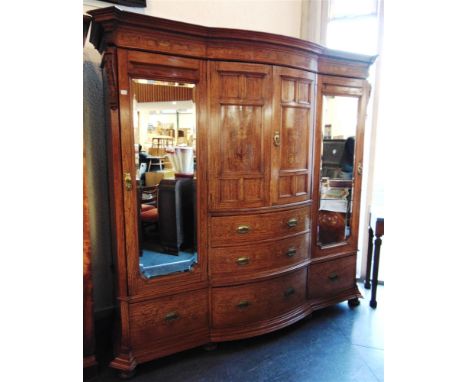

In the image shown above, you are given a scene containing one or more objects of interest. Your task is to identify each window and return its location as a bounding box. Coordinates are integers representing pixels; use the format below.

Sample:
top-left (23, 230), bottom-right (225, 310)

top-left (324, 0), bottom-right (384, 282)
top-left (326, 0), bottom-right (380, 55)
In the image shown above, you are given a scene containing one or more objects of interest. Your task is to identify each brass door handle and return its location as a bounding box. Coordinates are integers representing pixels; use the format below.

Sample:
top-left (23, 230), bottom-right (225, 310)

top-left (357, 162), bottom-right (363, 176)
top-left (237, 225), bottom-right (251, 234)
top-left (237, 300), bottom-right (251, 309)
top-left (286, 247), bottom-right (297, 257)
top-left (273, 131), bottom-right (280, 146)
top-left (287, 218), bottom-right (298, 228)
top-left (124, 172), bottom-right (132, 191)
top-left (236, 257), bottom-right (250, 266)
top-left (164, 311), bottom-right (179, 322)
top-left (284, 287), bottom-right (295, 297)
top-left (328, 273), bottom-right (339, 282)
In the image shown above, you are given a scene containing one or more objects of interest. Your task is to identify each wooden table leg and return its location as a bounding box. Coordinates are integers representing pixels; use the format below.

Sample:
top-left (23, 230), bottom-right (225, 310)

top-left (364, 224), bottom-right (374, 289)
top-left (370, 218), bottom-right (384, 308)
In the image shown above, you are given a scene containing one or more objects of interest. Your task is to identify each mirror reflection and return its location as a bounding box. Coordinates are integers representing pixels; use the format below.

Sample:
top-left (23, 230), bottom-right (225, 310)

top-left (318, 95), bottom-right (358, 246)
top-left (132, 79), bottom-right (197, 278)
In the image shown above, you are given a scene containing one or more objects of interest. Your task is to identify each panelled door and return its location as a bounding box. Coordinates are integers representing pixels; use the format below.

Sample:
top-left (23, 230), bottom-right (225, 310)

top-left (271, 66), bottom-right (315, 205)
top-left (208, 61), bottom-right (273, 210)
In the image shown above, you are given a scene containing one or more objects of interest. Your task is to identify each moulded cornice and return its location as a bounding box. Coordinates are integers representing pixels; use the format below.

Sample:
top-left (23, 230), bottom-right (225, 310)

top-left (88, 6), bottom-right (376, 66)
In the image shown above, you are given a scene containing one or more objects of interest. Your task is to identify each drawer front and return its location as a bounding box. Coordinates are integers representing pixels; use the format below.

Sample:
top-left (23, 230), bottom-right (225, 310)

top-left (211, 268), bottom-right (307, 329)
top-left (307, 255), bottom-right (356, 299)
top-left (210, 206), bottom-right (310, 247)
top-left (129, 289), bottom-right (208, 350)
top-left (210, 233), bottom-right (310, 279)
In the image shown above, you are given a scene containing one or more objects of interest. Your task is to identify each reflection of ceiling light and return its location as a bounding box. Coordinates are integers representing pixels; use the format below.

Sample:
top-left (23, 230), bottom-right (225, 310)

top-left (172, 101), bottom-right (177, 105)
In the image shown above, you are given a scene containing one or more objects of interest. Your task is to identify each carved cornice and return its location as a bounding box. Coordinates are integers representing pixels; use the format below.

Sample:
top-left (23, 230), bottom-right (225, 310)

top-left (88, 6), bottom-right (376, 68)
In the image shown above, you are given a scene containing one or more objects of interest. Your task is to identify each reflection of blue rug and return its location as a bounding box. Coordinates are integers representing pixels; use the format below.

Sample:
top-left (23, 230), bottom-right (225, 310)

top-left (139, 250), bottom-right (197, 278)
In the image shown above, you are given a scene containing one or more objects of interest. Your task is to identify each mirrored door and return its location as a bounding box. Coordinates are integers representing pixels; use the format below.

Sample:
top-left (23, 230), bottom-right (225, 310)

top-left (130, 79), bottom-right (198, 279)
top-left (317, 94), bottom-right (359, 247)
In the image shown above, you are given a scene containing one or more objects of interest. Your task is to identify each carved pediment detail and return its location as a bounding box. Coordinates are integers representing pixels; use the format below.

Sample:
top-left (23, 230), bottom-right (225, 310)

top-left (102, 49), bottom-right (118, 110)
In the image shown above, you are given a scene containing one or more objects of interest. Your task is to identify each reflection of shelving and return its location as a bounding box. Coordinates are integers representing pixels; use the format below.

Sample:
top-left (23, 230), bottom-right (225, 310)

top-left (320, 179), bottom-right (352, 213)
top-left (149, 135), bottom-right (174, 156)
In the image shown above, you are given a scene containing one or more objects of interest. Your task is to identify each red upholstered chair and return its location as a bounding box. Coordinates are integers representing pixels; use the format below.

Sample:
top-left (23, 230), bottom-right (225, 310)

top-left (139, 186), bottom-right (159, 241)
top-left (141, 205), bottom-right (159, 222)
top-left (141, 204), bottom-right (154, 212)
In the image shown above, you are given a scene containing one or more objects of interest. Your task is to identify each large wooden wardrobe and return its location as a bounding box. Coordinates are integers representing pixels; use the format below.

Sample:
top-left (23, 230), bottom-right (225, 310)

top-left (88, 6), bottom-right (375, 376)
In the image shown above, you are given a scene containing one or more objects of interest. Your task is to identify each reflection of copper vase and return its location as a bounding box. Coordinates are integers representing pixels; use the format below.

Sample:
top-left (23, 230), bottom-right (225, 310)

top-left (318, 210), bottom-right (346, 244)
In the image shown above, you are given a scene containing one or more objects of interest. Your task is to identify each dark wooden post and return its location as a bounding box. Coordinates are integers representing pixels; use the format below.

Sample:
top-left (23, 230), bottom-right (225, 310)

top-left (370, 218), bottom-right (384, 308)
top-left (364, 216), bottom-right (374, 289)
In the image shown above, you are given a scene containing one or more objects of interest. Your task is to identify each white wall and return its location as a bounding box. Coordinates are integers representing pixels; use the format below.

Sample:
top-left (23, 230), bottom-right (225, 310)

top-left (84, 0), bottom-right (303, 38)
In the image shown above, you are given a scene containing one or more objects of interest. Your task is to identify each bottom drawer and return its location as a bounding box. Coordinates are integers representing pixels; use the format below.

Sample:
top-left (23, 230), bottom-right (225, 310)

top-left (211, 268), bottom-right (307, 329)
top-left (129, 289), bottom-right (208, 352)
top-left (307, 255), bottom-right (356, 299)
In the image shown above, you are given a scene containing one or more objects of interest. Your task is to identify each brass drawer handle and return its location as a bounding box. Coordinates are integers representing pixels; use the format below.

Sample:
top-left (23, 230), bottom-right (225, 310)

top-left (286, 247), bottom-right (297, 257)
top-left (236, 257), bottom-right (250, 266)
top-left (328, 273), bottom-right (339, 282)
top-left (237, 225), bottom-right (251, 234)
top-left (287, 218), bottom-right (298, 228)
top-left (237, 300), bottom-right (251, 309)
top-left (164, 311), bottom-right (180, 322)
top-left (284, 287), bottom-right (295, 297)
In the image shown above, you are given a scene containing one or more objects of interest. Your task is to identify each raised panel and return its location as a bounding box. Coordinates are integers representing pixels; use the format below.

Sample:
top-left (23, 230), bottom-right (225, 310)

top-left (220, 105), bottom-right (263, 174)
top-left (243, 178), bottom-right (264, 201)
top-left (279, 176), bottom-right (293, 198)
top-left (209, 61), bottom-right (272, 210)
top-left (220, 179), bottom-right (240, 202)
top-left (281, 79), bottom-right (295, 102)
top-left (297, 81), bottom-right (311, 104)
top-left (295, 174), bottom-right (308, 195)
top-left (271, 67), bottom-right (315, 205)
top-left (220, 73), bottom-right (241, 98)
top-left (280, 107), bottom-right (309, 170)
top-left (245, 75), bottom-right (264, 101)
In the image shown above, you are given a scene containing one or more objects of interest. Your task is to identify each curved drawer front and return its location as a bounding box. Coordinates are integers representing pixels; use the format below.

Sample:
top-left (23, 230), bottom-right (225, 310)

top-left (210, 206), bottom-right (310, 247)
top-left (210, 233), bottom-right (310, 280)
top-left (211, 268), bottom-right (307, 329)
top-left (129, 289), bottom-right (208, 352)
top-left (307, 255), bottom-right (356, 300)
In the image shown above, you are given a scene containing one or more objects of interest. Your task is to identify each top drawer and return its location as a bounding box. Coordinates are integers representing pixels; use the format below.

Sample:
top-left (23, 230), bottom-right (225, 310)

top-left (210, 206), bottom-right (310, 247)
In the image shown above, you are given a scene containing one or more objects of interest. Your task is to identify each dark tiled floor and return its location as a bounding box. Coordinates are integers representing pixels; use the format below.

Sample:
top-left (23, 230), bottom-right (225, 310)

top-left (94, 282), bottom-right (383, 382)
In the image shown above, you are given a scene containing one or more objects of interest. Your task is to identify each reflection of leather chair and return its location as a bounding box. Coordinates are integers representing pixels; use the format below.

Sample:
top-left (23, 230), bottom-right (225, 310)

top-left (158, 179), bottom-right (195, 254)
top-left (318, 210), bottom-right (345, 245)
top-left (139, 186), bottom-right (159, 242)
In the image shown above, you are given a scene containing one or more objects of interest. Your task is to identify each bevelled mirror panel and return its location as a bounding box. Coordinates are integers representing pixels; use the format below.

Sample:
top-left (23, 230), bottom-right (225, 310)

top-left (318, 95), bottom-right (358, 247)
top-left (131, 79), bottom-right (198, 279)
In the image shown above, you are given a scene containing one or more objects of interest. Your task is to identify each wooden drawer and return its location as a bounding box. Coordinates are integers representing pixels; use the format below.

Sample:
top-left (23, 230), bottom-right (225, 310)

top-left (211, 268), bottom-right (307, 329)
top-left (129, 289), bottom-right (208, 352)
top-left (307, 255), bottom-right (356, 300)
top-left (210, 206), bottom-right (310, 247)
top-left (210, 233), bottom-right (310, 280)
